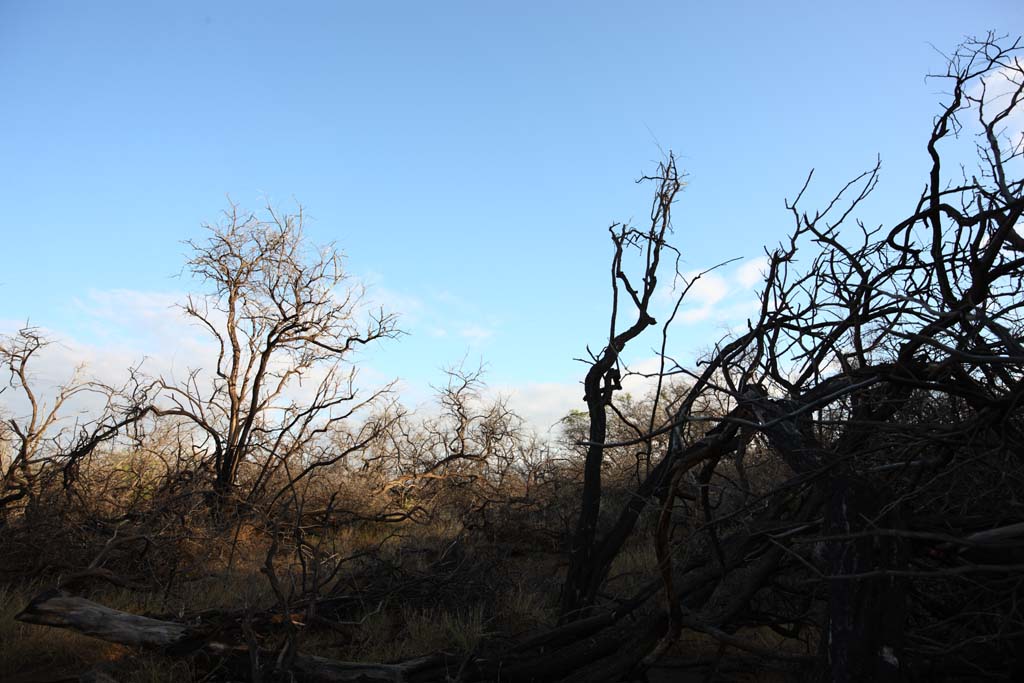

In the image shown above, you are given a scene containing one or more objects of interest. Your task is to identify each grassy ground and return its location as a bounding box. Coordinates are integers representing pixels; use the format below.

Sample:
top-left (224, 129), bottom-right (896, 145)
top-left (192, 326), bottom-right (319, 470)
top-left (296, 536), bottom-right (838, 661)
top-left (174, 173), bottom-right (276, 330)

top-left (0, 518), bottom-right (567, 682)
top-left (0, 496), bottom-right (812, 682)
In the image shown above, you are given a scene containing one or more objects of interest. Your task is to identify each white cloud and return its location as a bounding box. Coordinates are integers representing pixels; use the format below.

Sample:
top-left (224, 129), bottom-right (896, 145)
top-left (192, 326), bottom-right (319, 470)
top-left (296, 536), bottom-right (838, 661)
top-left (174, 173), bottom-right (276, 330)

top-left (620, 355), bottom-right (671, 397)
top-left (970, 57), bottom-right (1024, 155)
top-left (0, 323), bottom-right (156, 421)
top-left (687, 271), bottom-right (730, 306)
top-left (0, 286), bottom-right (226, 424)
top-left (498, 381), bottom-right (583, 434)
top-left (736, 256), bottom-right (768, 289)
top-left (660, 259), bottom-right (767, 326)
top-left (361, 282), bottom-right (426, 323)
top-left (671, 270), bottom-right (729, 323)
top-left (75, 288), bottom-right (181, 325)
top-left (74, 290), bottom-right (219, 371)
top-left (359, 276), bottom-right (499, 347)
top-left (0, 287), bottom-right (393, 424)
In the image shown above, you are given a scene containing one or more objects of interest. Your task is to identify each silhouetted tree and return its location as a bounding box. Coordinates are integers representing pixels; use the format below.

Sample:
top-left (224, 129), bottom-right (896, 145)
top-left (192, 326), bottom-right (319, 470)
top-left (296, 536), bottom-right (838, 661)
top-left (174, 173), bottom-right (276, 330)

top-left (555, 33), bottom-right (1024, 682)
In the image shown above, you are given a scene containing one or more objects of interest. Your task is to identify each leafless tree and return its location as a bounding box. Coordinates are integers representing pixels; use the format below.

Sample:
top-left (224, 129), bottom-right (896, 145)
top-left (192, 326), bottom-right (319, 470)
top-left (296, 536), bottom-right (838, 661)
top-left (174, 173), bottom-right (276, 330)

top-left (547, 32), bottom-right (1024, 681)
top-left (558, 156), bottom-right (683, 618)
top-left (0, 326), bottom-right (150, 520)
top-left (359, 364), bottom-right (539, 529)
top-left (150, 203), bottom-right (399, 512)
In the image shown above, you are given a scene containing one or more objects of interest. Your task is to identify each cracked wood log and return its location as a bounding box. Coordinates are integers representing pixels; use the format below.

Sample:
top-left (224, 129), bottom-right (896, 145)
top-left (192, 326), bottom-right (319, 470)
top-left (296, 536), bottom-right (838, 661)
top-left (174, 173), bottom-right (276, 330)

top-left (16, 589), bottom-right (191, 648)
top-left (15, 590), bottom-right (438, 683)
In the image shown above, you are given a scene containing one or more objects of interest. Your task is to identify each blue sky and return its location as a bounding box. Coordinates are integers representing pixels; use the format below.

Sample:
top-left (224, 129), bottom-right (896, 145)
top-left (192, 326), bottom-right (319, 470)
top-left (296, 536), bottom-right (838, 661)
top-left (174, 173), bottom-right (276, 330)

top-left (1, 1), bottom-right (1020, 429)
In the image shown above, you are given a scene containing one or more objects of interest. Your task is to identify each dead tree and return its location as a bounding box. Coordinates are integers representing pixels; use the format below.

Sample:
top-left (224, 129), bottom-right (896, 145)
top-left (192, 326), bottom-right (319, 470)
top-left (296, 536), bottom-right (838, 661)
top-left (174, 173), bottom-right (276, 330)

top-left (0, 326), bottom-right (151, 521)
top-left (556, 32), bottom-right (1024, 680)
top-left (150, 204), bottom-right (399, 511)
top-left (559, 156), bottom-right (683, 618)
top-left (367, 364), bottom-right (535, 527)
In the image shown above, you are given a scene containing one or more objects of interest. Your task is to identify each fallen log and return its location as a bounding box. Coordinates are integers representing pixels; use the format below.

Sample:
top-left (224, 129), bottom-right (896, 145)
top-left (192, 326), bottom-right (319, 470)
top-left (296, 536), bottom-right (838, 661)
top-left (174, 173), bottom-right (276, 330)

top-left (15, 589), bottom-right (443, 683)
top-left (16, 589), bottom-right (190, 649)
top-left (14, 588), bottom-right (665, 683)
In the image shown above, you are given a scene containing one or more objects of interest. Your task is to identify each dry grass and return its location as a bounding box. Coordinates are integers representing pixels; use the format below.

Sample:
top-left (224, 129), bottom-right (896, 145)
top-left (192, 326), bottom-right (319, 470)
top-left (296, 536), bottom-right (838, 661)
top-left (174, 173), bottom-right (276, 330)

top-left (337, 603), bottom-right (491, 663)
top-left (1, 524), bottom-right (806, 683)
top-left (607, 540), bottom-right (660, 596)
top-left (0, 513), bottom-right (566, 681)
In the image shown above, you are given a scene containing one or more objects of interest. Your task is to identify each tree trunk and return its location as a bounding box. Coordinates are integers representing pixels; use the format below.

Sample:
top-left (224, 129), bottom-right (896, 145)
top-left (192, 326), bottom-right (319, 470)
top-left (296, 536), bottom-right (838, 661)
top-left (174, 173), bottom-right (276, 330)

top-left (821, 475), bottom-right (906, 683)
